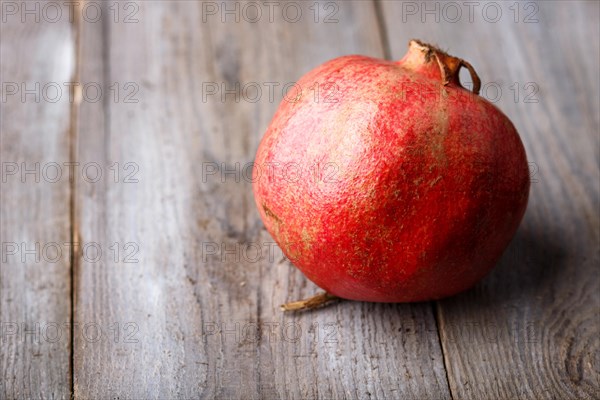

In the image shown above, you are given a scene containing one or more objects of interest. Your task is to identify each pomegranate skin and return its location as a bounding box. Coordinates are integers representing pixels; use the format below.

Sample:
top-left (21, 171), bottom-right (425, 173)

top-left (253, 40), bottom-right (530, 303)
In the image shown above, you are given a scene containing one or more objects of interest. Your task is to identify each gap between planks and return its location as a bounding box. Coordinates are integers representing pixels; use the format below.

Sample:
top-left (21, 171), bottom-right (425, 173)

top-left (67, 1), bottom-right (84, 397)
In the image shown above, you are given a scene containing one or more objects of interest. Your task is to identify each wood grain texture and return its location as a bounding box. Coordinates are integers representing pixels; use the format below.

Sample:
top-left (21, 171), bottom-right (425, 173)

top-left (379, 1), bottom-right (600, 399)
top-left (73, 1), bottom-right (450, 398)
top-left (0, 15), bottom-right (75, 399)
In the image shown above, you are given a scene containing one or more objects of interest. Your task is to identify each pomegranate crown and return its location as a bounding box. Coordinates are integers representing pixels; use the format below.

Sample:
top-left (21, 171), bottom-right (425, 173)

top-left (403, 39), bottom-right (481, 95)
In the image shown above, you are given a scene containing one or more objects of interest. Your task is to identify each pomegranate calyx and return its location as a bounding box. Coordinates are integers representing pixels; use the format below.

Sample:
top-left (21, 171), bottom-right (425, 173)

top-left (403, 39), bottom-right (481, 95)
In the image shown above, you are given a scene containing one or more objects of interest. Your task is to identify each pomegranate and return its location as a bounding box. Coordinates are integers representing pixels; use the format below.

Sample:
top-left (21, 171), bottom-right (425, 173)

top-left (253, 40), bottom-right (530, 310)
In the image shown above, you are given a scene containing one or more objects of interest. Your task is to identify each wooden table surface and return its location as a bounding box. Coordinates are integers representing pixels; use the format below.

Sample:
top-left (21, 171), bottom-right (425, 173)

top-left (1, 1), bottom-right (599, 399)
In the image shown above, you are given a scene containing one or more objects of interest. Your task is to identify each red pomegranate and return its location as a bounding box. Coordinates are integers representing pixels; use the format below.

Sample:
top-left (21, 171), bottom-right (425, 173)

top-left (253, 40), bottom-right (530, 310)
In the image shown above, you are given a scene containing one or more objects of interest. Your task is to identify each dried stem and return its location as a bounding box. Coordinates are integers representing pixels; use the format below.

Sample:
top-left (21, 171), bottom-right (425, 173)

top-left (280, 292), bottom-right (339, 312)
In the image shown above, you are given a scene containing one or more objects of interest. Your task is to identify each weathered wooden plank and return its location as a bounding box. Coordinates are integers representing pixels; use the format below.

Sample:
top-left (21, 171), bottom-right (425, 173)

top-left (73, 1), bottom-right (450, 398)
top-left (380, 1), bottom-right (600, 398)
top-left (0, 11), bottom-right (75, 399)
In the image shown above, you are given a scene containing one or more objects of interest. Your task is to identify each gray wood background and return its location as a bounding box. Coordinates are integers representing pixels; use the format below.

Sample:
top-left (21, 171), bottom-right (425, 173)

top-left (1, 1), bottom-right (598, 399)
